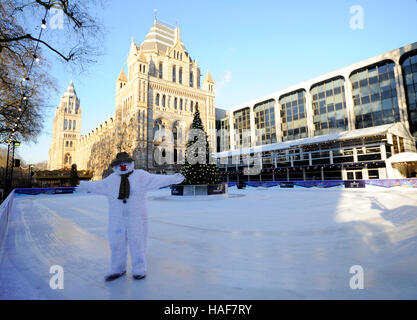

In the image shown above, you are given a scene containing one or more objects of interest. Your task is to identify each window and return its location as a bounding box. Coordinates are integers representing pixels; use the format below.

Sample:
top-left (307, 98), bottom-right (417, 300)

top-left (64, 119), bottom-right (67, 129)
top-left (179, 67), bottom-right (182, 84)
top-left (180, 98), bottom-right (183, 110)
top-left (279, 89), bottom-right (308, 141)
top-left (190, 101), bottom-right (194, 113)
top-left (174, 97), bottom-right (177, 109)
top-left (172, 65), bottom-right (176, 82)
top-left (350, 61), bottom-right (399, 129)
top-left (233, 107), bottom-right (251, 148)
top-left (155, 93), bottom-right (160, 106)
top-left (401, 51), bottom-right (417, 139)
top-left (65, 153), bottom-right (71, 164)
top-left (69, 120), bottom-right (72, 130)
top-left (73, 120), bottom-right (76, 130)
top-left (66, 141), bottom-right (69, 147)
top-left (190, 72), bottom-right (193, 87)
top-left (162, 95), bottom-right (166, 107)
top-left (159, 62), bottom-right (163, 79)
top-left (254, 99), bottom-right (276, 145)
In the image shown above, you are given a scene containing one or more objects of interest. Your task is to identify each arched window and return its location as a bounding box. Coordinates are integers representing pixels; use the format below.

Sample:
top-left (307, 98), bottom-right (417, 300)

top-left (173, 126), bottom-right (177, 142)
top-left (195, 102), bottom-right (198, 111)
top-left (174, 97), bottom-right (178, 109)
top-left (179, 67), bottom-right (183, 84)
top-left (190, 72), bottom-right (193, 87)
top-left (159, 62), bottom-right (163, 79)
top-left (64, 119), bottom-right (67, 129)
top-left (66, 141), bottom-right (69, 147)
top-left (174, 149), bottom-right (178, 163)
top-left (69, 119), bottom-right (72, 130)
top-left (162, 95), bottom-right (166, 107)
top-left (155, 93), bottom-right (160, 106)
top-left (140, 64), bottom-right (142, 72)
top-left (190, 101), bottom-right (194, 113)
top-left (180, 98), bottom-right (183, 110)
top-left (73, 120), bottom-right (76, 130)
top-left (154, 119), bottom-right (165, 140)
top-left (172, 65), bottom-right (176, 82)
top-left (65, 153), bottom-right (71, 164)
top-left (143, 65), bottom-right (145, 73)
top-left (70, 141), bottom-right (73, 147)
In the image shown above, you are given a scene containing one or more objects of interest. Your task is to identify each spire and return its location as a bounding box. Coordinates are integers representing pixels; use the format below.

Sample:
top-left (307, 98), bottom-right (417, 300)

top-left (174, 27), bottom-right (180, 43)
top-left (128, 37), bottom-right (138, 58)
top-left (203, 70), bottom-right (214, 84)
top-left (117, 68), bottom-right (127, 82)
top-left (63, 80), bottom-right (77, 97)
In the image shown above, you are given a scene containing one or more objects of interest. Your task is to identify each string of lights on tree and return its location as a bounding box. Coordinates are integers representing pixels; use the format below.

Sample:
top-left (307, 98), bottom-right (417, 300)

top-left (4, 2), bottom-right (50, 145)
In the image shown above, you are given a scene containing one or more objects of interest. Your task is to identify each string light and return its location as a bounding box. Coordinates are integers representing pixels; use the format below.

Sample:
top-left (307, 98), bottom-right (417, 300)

top-left (5, 2), bottom-right (51, 143)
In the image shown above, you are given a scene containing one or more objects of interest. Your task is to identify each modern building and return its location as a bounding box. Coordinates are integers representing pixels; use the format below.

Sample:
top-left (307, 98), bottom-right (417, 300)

top-left (215, 42), bottom-right (417, 181)
top-left (48, 20), bottom-right (216, 179)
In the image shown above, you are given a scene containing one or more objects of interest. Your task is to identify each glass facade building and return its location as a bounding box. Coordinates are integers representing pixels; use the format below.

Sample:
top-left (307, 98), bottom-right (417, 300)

top-left (279, 90), bottom-right (308, 141)
top-left (254, 99), bottom-right (276, 145)
top-left (401, 51), bottom-right (417, 139)
top-left (350, 61), bottom-right (400, 129)
top-left (311, 77), bottom-right (348, 135)
top-left (215, 42), bottom-right (417, 182)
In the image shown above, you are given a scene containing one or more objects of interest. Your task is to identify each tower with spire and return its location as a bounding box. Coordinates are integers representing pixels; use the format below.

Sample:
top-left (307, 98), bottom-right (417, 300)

top-left (48, 81), bottom-right (82, 170)
top-left (48, 19), bottom-right (217, 177)
top-left (112, 18), bottom-right (217, 173)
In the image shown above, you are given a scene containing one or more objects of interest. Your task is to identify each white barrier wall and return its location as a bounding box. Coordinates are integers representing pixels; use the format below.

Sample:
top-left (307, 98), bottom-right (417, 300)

top-left (0, 190), bottom-right (15, 255)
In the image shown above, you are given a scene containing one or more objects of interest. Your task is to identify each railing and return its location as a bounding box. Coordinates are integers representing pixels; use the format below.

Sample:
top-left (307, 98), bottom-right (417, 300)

top-left (223, 179), bottom-right (417, 188)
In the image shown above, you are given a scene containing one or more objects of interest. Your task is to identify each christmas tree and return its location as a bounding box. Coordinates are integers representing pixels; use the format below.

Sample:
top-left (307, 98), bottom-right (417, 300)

top-left (180, 107), bottom-right (221, 185)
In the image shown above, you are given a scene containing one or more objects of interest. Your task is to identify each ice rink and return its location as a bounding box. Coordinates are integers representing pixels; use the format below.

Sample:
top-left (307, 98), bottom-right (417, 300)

top-left (1, 186), bottom-right (417, 299)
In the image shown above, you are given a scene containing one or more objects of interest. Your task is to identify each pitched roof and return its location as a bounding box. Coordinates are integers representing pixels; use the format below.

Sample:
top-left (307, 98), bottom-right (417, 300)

top-left (63, 80), bottom-right (77, 97)
top-left (141, 22), bottom-right (176, 52)
top-left (204, 70), bottom-right (214, 84)
top-left (117, 68), bottom-right (127, 82)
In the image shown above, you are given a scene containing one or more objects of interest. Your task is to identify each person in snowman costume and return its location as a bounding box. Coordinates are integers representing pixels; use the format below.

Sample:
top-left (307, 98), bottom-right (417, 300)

top-left (77, 152), bottom-right (184, 281)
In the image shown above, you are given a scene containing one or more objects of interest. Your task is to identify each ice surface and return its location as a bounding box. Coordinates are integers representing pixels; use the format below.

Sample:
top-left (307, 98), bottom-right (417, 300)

top-left (1, 187), bottom-right (417, 299)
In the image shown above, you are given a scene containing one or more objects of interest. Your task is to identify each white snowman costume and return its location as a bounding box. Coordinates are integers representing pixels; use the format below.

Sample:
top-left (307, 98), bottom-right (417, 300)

top-left (77, 152), bottom-right (184, 280)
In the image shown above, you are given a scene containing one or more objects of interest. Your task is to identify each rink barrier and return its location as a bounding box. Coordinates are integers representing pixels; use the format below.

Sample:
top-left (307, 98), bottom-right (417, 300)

top-left (0, 190), bottom-right (15, 254)
top-left (14, 187), bottom-right (76, 195)
top-left (224, 179), bottom-right (417, 189)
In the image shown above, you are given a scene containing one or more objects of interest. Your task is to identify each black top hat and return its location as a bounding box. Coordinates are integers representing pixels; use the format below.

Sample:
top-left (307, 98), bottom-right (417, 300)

top-left (111, 152), bottom-right (134, 167)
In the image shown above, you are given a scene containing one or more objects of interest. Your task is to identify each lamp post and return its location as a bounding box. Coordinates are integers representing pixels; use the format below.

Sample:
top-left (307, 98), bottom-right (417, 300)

top-left (29, 164), bottom-right (34, 187)
top-left (3, 141), bottom-right (20, 199)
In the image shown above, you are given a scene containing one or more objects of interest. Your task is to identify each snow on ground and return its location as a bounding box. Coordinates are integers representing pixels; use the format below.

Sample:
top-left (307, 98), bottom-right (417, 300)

top-left (1, 186), bottom-right (417, 299)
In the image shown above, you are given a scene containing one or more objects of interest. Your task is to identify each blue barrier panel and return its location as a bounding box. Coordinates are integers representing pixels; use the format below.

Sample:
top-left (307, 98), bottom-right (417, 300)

top-left (365, 179), bottom-right (417, 188)
top-left (14, 187), bottom-right (76, 195)
top-left (222, 179), bottom-right (417, 188)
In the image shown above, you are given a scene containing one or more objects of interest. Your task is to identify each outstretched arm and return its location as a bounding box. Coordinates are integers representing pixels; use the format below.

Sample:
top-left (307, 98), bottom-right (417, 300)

top-left (142, 171), bottom-right (184, 191)
top-left (76, 178), bottom-right (108, 195)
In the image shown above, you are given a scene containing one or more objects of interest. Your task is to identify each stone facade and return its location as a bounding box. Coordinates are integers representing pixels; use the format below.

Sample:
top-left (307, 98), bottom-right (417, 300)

top-left (48, 21), bottom-right (216, 179)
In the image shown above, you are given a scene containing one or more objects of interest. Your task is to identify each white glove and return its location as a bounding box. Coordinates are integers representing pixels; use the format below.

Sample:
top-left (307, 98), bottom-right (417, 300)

top-left (173, 173), bottom-right (185, 184)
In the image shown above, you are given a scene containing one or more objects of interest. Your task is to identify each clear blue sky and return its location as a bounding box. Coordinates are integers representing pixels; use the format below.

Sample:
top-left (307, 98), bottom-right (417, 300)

top-left (17, 0), bottom-right (417, 164)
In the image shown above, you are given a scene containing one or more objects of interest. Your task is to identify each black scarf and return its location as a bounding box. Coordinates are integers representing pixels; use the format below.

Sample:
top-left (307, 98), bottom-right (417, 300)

top-left (118, 170), bottom-right (133, 200)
